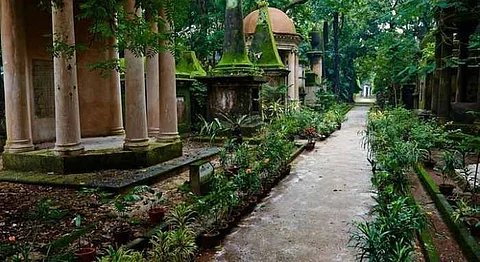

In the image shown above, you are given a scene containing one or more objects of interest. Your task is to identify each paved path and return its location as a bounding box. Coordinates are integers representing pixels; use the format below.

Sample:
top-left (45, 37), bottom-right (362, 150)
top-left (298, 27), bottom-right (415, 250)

top-left (212, 106), bottom-right (374, 262)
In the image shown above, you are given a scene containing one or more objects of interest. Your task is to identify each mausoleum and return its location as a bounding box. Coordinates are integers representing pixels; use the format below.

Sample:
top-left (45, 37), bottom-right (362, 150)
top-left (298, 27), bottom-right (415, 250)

top-left (244, 7), bottom-right (302, 102)
top-left (0, 0), bottom-right (181, 174)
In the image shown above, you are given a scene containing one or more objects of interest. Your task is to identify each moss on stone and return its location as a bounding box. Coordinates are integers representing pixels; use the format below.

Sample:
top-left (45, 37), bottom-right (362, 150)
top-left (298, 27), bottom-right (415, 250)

top-left (3, 141), bottom-right (182, 175)
top-left (415, 164), bottom-right (480, 261)
top-left (176, 51), bottom-right (207, 78)
top-left (210, 62), bottom-right (263, 77)
top-left (213, 0), bottom-right (258, 76)
top-left (250, 4), bottom-right (284, 69)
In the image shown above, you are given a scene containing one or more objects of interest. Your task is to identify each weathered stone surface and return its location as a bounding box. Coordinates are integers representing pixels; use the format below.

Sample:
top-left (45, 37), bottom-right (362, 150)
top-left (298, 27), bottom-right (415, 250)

top-left (3, 141), bottom-right (182, 174)
top-left (189, 160), bottom-right (215, 195)
top-left (176, 51), bottom-right (207, 79)
top-left (250, 4), bottom-right (284, 70)
top-left (0, 147), bottom-right (219, 190)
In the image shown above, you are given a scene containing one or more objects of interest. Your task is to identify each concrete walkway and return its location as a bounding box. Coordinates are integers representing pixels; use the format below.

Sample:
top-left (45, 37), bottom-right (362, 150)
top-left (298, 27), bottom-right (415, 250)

top-left (212, 106), bottom-right (374, 262)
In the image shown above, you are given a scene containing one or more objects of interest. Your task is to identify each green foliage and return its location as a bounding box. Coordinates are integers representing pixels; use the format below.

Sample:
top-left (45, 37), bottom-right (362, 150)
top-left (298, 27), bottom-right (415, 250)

top-left (166, 204), bottom-right (196, 230)
top-left (198, 115), bottom-right (227, 143)
top-left (315, 89), bottom-right (337, 111)
top-left (25, 198), bottom-right (66, 222)
top-left (440, 150), bottom-right (462, 183)
top-left (47, 224), bottom-right (96, 252)
top-left (352, 106), bottom-right (440, 261)
top-left (149, 227), bottom-right (197, 262)
top-left (98, 246), bottom-right (146, 262)
top-left (451, 200), bottom-right (480, 224)
top-left (351, 196), bottom-right (426, 262)
top-left (50, 38), bottom-right (79, 59)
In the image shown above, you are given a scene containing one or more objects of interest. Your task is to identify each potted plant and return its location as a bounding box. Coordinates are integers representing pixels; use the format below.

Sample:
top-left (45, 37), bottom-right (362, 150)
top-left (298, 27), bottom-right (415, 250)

top-left (303, 126), bottom-right (317, 151)
top-left (439, 150), bottom-right (461, 196)
top-left (452, 200), bottom-right (480, 237)
top-left (198, 218), bottom-right (221, 249)
top-left (317, 123), bottom-right (329, 141)
top-left (97, 246), bottom-right (145, 262)
top-left (150, 219), bottom-right (197, 260)
top-left (111, 200), bottom-right (132, 246)
top-left (110, 185), bottom-right (151, 245)
top-left (72, 215), bottom-right (96, 262)
top-left (411, 121), bottom-right (442, 168)
top-left (147, 191), bottom-right (167, 224)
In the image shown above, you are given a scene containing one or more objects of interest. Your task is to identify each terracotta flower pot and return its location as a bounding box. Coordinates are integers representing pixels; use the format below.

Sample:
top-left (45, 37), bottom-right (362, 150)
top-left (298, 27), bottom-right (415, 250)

top-left (439, 183), bottom-right (455, 196)
top-left (422, 159), bottom-right (436, 168)
top-left (305, 141), bottom-right (315, 151)
top-left (148, 206), bottom-right (167, 224)
top-left (218, 222), bottom-right (230, 236)
top-left (199, 230), bottom-right (220, 249)
top-left (75, 247), bottom-right (96, 262)
top-left (462, 217), bottom-right (480, 237)
top-left (113, 228), bottom-right (131, 245)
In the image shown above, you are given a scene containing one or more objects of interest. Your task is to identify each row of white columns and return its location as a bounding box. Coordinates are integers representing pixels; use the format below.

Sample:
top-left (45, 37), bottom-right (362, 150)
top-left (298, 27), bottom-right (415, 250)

top-left (0, 0), bottom-right (178, 156)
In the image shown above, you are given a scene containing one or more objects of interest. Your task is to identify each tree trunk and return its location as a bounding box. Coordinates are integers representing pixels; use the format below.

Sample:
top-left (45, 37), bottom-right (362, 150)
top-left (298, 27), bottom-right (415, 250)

top-left (322, 20), bottom-right (329, 83)
top-left (333, 12), bottom-right (340, 97)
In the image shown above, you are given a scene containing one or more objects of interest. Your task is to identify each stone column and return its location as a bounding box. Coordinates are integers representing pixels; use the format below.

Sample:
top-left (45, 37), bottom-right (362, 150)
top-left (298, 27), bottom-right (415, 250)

top-left (437, 31), bottom-right (453, 120)
top-left (52, 0), bottom-right (84, 155)
top-left (146, 20), bottom-right (160, 137)
top-left (108, 37), bottom-right (124, 135)
top-left (123, 0), bottom-right (149, 150)
top-left (157, 8), bottom-right (179, 142)
top-left (477, 67), bottom-right (480, 108)
top-left (312, 59), bottom-right (322, 82)
top-left (455, 24), bottom-right (475, 103)
top-left (295, 53), bottom-right (301, 101)
top-left (287, 50), bottom-right (295, 101)
top-left (1, 0), bottom-right (34, 153)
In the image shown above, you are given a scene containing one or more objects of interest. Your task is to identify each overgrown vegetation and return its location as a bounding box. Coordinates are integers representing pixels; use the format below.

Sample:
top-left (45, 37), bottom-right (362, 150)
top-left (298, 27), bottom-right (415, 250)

top-left (351, 107), bottom-right (430, 261)
top-left (353, 105), bottom-right (480, 260)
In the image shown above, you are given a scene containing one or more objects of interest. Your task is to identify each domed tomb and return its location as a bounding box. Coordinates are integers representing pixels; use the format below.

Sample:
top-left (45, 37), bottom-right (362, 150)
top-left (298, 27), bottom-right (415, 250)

top-left (244, 7), bottom-right (297, 35)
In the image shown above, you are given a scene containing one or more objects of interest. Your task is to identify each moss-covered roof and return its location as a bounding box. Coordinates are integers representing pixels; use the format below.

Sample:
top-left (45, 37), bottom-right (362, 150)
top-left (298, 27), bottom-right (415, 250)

top-left (176, 51), bottom-right (207, 79)
top-left (250, 4), bottom-right (285, 70)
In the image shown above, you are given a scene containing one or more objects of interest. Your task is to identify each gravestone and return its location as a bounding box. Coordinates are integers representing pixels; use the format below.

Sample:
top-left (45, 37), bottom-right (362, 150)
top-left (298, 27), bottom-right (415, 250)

top-left (32, 59), bottom-right (55, 118)
top-left (189, 160), bottom-right (214, 195)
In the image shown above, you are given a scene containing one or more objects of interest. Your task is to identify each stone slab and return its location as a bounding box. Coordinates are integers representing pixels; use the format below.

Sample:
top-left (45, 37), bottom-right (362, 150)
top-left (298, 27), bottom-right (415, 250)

top-left (3, 141), bottom-right (183, 174)
top-left (0, 147), bottom-right (219, 190)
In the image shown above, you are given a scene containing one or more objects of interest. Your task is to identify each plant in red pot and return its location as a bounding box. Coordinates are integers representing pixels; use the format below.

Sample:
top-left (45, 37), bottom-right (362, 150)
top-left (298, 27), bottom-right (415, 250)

top-left (72, 215), bottom-right (96, 262)
top-left (111, 185), bottom-right (153, 246)
top-left (303, 127), bottom-right (317, 151)
top-left (439, 150), bottom-right (461, 197)
top-left (147, 191), bottom-right (167, 224)
top-left (452, 200), bottom-right (480, 237)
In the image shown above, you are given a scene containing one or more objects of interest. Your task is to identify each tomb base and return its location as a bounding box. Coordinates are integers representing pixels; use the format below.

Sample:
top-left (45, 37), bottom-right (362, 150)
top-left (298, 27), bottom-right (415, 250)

top-left (3, 141), bottom-right (182, 174)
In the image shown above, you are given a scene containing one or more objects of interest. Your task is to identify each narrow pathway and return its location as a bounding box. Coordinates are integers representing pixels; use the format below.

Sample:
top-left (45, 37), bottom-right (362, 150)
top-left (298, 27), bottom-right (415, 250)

top-left (212, 106), bottom-right (374, 262)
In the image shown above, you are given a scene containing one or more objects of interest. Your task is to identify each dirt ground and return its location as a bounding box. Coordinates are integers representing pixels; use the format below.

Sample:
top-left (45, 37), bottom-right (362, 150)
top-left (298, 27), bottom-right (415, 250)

top-left (0, 139), bottom-right (210, 260)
